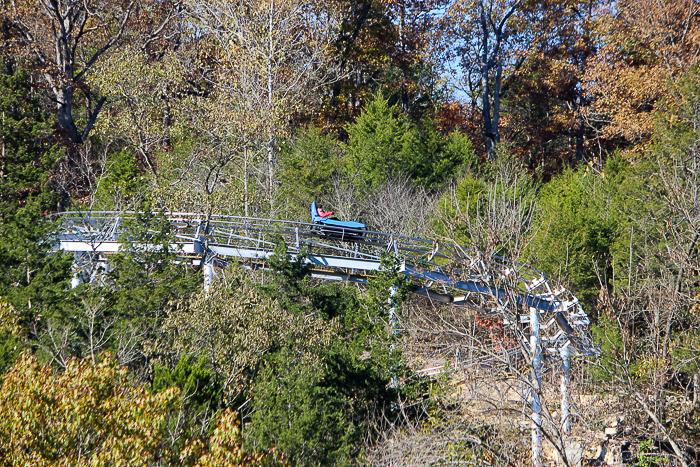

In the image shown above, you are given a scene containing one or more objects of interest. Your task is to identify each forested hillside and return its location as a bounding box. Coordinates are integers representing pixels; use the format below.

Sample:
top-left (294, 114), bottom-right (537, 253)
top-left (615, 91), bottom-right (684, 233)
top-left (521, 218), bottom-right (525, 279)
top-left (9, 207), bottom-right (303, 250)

top-left (1, 0), bottom-right (700, 465)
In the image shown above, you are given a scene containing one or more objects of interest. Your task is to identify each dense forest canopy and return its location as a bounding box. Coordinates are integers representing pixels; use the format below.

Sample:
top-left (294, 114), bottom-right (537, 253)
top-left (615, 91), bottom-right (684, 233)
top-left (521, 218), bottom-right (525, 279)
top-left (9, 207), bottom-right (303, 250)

top-left (1, 0), bottom-right (700, 465)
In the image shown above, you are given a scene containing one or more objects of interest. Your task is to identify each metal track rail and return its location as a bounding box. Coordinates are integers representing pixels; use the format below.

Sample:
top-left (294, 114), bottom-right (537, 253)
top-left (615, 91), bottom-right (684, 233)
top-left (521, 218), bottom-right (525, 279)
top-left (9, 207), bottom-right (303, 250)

top-left (51, 211), bottom-right (599, 357)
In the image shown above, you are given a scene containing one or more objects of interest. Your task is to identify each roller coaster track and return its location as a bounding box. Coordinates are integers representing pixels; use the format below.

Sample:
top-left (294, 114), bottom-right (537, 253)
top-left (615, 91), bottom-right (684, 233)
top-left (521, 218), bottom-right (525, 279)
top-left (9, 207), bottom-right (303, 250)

top-left (51, 211), bottom-right (600, 359)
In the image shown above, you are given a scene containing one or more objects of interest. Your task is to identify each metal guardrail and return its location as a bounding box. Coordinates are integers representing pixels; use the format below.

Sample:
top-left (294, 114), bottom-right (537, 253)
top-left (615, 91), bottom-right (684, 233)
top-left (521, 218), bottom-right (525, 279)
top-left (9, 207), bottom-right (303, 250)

top-left (51, 211), bottom-right (600, 358)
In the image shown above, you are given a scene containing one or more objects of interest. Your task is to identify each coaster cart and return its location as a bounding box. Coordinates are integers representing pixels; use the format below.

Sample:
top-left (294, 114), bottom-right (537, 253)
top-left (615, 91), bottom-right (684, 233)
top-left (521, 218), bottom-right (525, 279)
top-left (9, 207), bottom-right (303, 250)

top-left (311, 202), bottom-right (367, 240)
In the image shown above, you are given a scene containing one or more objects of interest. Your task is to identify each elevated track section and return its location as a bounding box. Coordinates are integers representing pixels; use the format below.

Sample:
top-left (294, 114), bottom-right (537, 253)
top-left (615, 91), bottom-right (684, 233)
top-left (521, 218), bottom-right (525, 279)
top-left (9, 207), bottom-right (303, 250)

top-left (52, 211), bottom-right (599, 359)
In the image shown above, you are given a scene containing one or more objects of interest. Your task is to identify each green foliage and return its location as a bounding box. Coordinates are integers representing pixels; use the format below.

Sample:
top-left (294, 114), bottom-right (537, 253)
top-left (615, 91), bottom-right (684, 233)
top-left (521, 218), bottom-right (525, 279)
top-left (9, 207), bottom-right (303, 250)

top-left (166, 260), bottom-right (372, 465)
top-left (526, 168), bottom-right (617, 307)
top-left (107, 209), bottom-right (201, 324)
top-left (654, 66), bottom-right (700, 164)
top-left (671, 327), bottom-right (700, 390)
top-left (0, 61), bottom-right (72, 351)
top-left (0, 200), bottom-right (72, 319)
top-left (403, 120), bottom-right (476, 191)
top-left (152, 131), bottom-right (250, 216)
top-left (360, 254), bottom-right (412, 326)
top-left (0, 330), bottom-right (22, 377)
top-left (0, 63), bottom-right (56, 209)
top-left (247, 334), bottom-right (400, 467)
top-left (278, 128), bottom-right (344, 216)
top-left (276, 97), bottom-right (474, 214)
top-left (0, 353), bottom-right (283, 467)
top-left (249, 342), bottom-right (400, 467)
top-left (163, 272), bottom-right (298, 400)
top-left (525, 155), bottom-right (666, 311)
top-left (248, 350), bottom-right (357, 466)
top-left (345, 91), bottom-right (413, 190)
top-left (238, 242), bottom-right (411, 466)
top-left (32, 209), bottom-right (203, 368)
top-left (635, 439), bottom-right (659, 467)
top-left (153, 354), bottom-right (222, 416)
top-left (0, 300), bottom-right (23, 376)
top-left (602, 157), bottom-right (662, 294)
top-left (257, 239), bottom-right (314, 311)
top-left (590, 313), bottom-right (639, 381)
top-left (192, 408), bottom-right (289, 467)
top-left (93, 148), bottom-right (147, 209)
top-left (103, 211), bottom-right (200, 357)
top-left (436, 172), bottom-right (488, 227)
top-left (258, 239), bottom-right (368, 323)
top-left (345, 92), bottom-right (473, 192)
top-left (89, 46), bottom-right (193, 174)
top-left (433, 159), bottom-right (535, 258)
top-left (152, 354), bottom-right (223, 462)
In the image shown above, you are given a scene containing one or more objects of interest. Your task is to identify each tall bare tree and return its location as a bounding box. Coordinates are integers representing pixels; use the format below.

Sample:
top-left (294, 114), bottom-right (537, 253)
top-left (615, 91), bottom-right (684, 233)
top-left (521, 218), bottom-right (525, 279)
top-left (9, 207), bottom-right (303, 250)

top-left (188, 0), bottom-right (343, 208)
top-left (442, 0), bottom-right (522, 160)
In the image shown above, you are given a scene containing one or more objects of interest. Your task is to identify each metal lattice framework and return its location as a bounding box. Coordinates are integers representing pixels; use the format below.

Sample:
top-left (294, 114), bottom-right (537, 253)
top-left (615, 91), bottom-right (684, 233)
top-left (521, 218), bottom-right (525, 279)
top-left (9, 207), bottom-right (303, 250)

top-left (52, 211), bottom-right (599, 358)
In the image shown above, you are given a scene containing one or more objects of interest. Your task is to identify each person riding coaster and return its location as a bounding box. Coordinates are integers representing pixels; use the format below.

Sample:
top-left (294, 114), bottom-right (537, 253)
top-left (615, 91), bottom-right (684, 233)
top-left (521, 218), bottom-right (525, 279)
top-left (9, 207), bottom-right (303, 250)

top-left (316, 205), bottom-right (335, 219)
top-left (311, 201), bottom-right (366, 239)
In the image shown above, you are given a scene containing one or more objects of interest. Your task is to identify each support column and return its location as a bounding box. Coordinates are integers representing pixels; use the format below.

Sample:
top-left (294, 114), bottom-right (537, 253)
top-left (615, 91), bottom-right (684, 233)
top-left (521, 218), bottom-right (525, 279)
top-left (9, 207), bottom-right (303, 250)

top-left (203, 254), bottom-right (214, 295)
top-left (560, 344), bottom-right (572, 437)
top-left (71, 252), bottom-right (84, 289)
top-left (388, 285), bottom-right (398, 335)
top-left (530, 307), bottom-right (542, 467)
top-left (389, 284), bottom-right (399, 388)
top-left (195, 221), bottom-right (214, 296)
top-left (71, 271), bottom-right (82, 289)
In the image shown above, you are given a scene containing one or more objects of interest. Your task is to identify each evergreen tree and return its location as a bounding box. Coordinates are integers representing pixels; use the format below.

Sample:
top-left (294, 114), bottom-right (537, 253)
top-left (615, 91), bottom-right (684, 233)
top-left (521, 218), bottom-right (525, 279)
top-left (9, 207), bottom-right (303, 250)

top-left (277, 128), bottom-right (344, 216)
top-left (345, 92), bottom-right (476, 192)
top-left (345, 92), bottom-right (414, 190)
top-left (526, 168), bottom-right (616, 307)
top-left (92, 148), bottom-right (147, 210)
top-left (245, 242), bottom-right (412, 466)
top-left (92, 209), bottom-right (202, 369)
top-left (403, 119), bottom-right (476, 191)
top-left (0, 62), bottom-right (71, 369)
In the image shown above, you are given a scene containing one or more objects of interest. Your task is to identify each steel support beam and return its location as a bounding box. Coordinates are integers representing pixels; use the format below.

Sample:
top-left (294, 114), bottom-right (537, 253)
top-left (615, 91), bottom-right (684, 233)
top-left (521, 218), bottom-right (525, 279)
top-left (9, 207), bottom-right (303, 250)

top-left (530, 307), bottom-right (543, 467)
top-left (561, 345), bottom-right (572, 437)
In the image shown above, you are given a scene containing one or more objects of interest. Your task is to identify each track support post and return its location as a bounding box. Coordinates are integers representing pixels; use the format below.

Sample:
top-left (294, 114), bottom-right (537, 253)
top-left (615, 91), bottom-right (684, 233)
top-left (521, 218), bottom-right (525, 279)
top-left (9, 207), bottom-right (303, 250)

top-left (70, 252), bottom-right (85, 289)
top-left (203, 253), bottom-right (214, 295)
top-left (560, 344), bottom-right (572, 437)
top-left (388, 285), bottom-right (398, 335)
top-left (530, 306), bottom-right (543, 467)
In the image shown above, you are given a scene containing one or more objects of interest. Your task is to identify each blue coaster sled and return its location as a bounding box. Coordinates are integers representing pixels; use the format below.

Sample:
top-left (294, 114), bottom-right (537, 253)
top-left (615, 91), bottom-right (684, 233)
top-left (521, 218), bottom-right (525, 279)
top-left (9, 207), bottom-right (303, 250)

top-left (311, 202), bottom-right (366, 238)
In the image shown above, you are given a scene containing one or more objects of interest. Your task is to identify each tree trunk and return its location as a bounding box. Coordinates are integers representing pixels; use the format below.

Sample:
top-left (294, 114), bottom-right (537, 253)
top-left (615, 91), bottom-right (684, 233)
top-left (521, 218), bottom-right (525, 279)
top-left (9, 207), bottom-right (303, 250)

top-left (55, 85), bottom-right (79, 143)
top-left (267, 0), bottom-right (275, 209)
top-left (478, 0), bottom-right (515, 162)
top-left (480, 2), bottom-right (496, 161)
top-left (244, 145), bottom-right (249, 218)
top-left (574, 117), bottom-right (584, 165)
top-left (491, 59), bottom-right (503, 156)
top-left (267, 130), bottom-right (274, 205)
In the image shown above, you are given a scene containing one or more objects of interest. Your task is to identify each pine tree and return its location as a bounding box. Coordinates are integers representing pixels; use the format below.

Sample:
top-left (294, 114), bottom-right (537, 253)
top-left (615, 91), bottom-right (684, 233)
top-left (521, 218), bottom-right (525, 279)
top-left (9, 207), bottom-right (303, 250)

top-left (345, 92), bottom-right (415, 190)
top-left (346, 92), bottom-right (476, 192)
top-left (0, 61), bottom-right (71, 366)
